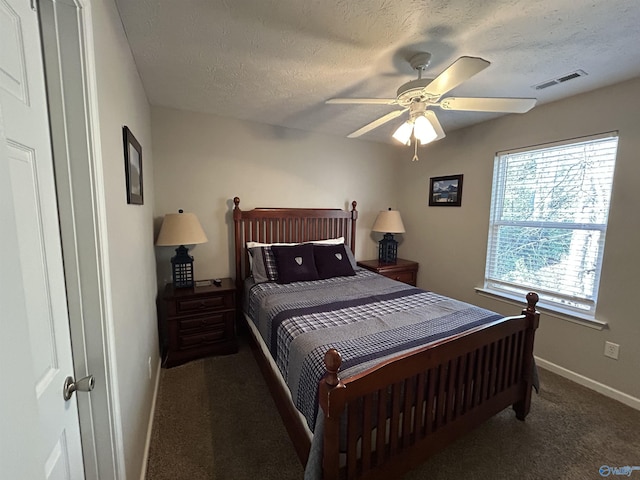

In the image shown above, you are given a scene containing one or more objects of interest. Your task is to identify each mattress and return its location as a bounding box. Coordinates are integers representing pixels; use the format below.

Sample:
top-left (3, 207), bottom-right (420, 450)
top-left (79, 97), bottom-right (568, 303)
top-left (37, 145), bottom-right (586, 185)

top-left (244, 268), bottom-right (504, 432)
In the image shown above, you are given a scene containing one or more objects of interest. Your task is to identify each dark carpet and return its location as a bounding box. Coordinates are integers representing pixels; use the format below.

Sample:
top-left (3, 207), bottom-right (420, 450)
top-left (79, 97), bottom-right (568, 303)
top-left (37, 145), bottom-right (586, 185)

top-left (146, 338), bottom-right (640, 480)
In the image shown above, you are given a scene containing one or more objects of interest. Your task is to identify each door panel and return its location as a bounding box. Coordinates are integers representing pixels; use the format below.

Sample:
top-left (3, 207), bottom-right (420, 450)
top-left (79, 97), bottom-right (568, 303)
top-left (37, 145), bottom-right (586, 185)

top-left (8, 143), bottom-right (59, 380)
top-left (1, 0), bottom-right (85, 478)
top-left (0, 0), bottom-right (29, 103)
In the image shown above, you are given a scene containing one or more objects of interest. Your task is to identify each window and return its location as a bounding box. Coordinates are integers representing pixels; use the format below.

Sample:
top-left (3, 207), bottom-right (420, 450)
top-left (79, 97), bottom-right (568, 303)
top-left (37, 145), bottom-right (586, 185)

top-left (484, 132), bottom-right (618, 319)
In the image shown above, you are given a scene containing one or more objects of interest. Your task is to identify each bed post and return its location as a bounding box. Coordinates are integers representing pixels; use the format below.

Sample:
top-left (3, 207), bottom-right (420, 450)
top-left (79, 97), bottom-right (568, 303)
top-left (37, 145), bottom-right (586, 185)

top-left (513, 291), bottom-right (540, 420)
top-left (319, 349), bottom-right (346, 479)
top-left (350, 201), bottom-right (358, 254)
top-left (233, 197), bottom-right (243, 302)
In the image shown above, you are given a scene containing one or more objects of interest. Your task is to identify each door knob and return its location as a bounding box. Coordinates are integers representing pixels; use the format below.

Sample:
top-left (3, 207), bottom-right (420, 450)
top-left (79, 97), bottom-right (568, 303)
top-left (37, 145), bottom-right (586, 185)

top-left (63, 375), bottom-right (95, 401)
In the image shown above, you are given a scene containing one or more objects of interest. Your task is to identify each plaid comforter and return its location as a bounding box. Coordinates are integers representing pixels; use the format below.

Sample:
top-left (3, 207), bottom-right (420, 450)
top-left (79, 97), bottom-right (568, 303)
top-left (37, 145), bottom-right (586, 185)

top-left (245, 269), bottom-right (502, 432)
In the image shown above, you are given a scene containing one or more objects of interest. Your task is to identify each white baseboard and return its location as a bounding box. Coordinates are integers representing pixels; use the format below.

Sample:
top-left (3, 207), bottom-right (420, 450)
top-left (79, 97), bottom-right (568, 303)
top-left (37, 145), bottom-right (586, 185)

top-left (139, 357), bottom-right (163, 480)
top-left (535, 356), bottom-right (640, 412)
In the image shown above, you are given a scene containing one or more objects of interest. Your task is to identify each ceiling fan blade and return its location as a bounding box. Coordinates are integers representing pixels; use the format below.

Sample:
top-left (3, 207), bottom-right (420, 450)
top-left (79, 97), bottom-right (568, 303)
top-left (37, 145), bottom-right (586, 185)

top-left (439, 97), bottom-right (537, 113)
top-left (326, 98), bottom-right (398, 105)
top-left (423, 56), bottom-right (490, 98)
top-left (347, 109), bottom-right (407, 138)
top-left (424, 110), bottom-right (446, 141)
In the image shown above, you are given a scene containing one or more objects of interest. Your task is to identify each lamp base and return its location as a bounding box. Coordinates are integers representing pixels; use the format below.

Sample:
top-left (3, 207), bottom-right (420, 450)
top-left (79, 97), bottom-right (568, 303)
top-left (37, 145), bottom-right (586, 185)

top-left (171, 245), bottom-right (195, 288)
top-left (378, 233), bottom-right (398, 264)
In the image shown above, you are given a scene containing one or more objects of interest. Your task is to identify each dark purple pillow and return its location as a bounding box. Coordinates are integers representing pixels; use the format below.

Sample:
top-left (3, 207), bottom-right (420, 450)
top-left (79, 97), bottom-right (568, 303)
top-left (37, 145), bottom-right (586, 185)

top-left (314, 244), bottom-right (356, 280)
top-left (271, 243), bottom-right (319, 284)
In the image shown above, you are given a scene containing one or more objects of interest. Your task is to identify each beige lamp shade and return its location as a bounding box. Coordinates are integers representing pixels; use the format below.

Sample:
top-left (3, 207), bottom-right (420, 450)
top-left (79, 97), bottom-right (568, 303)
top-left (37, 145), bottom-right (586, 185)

top-left (155, 211), bottom-right (208, 246)
top-left (372, 209), bottom-right (405, 234)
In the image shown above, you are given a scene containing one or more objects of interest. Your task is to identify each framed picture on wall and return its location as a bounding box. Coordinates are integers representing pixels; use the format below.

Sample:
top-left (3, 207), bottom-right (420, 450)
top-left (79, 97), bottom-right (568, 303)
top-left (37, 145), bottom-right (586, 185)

top-left (428, 174), bottom-right (463, 207)
top-left (123, 126), bottom-right (143, 205)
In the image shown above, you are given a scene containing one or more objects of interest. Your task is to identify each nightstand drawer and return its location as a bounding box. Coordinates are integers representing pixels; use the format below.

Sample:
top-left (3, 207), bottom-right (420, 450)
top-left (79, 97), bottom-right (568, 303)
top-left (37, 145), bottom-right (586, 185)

top-left (384, 270), bottom-right (416, 285)
top-left (179, 325), bottom-right (227, 349)
top-left (177, 294), bottom-right (232, 313)
top-left (178, 312), bottom-right (227, 332)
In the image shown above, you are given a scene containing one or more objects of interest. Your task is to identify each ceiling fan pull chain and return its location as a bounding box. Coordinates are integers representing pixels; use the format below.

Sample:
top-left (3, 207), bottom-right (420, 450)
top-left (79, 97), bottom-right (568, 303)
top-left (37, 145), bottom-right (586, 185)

top-left (412, 139), bottom-right (419, 161)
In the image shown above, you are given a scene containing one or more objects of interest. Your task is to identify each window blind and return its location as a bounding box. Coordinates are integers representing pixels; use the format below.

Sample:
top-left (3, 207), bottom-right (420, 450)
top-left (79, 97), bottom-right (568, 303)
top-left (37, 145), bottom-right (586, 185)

top-left (485, 133), bottom-right (618, 316)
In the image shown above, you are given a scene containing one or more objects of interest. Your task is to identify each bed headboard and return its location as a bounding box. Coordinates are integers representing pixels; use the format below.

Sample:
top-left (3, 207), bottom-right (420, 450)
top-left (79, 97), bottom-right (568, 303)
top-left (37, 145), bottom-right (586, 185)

top-left (232, 196), bottom-right (358, 295)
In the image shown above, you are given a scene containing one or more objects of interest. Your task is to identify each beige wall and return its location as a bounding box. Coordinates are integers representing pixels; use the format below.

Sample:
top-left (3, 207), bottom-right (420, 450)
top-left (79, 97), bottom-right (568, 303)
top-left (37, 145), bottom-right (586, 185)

top-left (152, 106), bottom-right (400, 285)
top-left (396, 77), bottom-right (640, 400)
top-left (91, 1), bottom-right (159, 478)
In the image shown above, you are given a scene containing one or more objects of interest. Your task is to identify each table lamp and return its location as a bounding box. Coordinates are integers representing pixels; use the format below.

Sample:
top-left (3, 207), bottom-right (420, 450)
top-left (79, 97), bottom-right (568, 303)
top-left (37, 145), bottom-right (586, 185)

top-left (156, 210), bottom-right (208, 288)
top-left (372, 208), bottom-right (405, 264)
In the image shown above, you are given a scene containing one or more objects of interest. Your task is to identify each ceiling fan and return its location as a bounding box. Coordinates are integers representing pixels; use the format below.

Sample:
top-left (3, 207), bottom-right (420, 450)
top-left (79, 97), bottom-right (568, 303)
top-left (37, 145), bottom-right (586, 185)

top-left (326, 52), bottom-right (537, 153)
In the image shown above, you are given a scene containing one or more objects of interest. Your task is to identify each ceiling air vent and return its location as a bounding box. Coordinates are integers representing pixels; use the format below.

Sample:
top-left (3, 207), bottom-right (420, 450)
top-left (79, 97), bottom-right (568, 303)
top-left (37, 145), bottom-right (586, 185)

top-left (533, 70), bottom-right (587, 90)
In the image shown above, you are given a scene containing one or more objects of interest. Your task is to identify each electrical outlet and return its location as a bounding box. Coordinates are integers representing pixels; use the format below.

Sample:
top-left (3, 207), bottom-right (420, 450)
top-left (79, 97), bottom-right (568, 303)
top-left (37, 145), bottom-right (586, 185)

top-left (604, 341), bottom-right (619, 360)
top-left (148, 356), bottom-right (152, 379)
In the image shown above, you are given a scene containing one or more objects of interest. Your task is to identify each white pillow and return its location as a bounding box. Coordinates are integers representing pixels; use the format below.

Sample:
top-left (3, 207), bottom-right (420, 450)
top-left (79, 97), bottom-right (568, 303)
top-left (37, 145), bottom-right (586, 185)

top-left (246, 237), bottom-right (344, 249)
top-left (310, 237), bottom-right (345, 246)
top-left (246, 241), bottom-right (297, 249)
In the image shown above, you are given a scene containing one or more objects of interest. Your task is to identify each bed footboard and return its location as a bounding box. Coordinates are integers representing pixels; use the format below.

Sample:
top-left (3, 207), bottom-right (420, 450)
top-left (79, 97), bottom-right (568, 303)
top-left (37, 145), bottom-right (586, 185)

top-left (319, 293), bottom-right (540, 480)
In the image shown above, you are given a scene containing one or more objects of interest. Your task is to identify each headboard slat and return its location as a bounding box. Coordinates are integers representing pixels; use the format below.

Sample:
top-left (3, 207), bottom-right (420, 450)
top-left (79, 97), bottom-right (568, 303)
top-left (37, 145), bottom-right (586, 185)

top-left (232, 197), bottom-right (358, 312)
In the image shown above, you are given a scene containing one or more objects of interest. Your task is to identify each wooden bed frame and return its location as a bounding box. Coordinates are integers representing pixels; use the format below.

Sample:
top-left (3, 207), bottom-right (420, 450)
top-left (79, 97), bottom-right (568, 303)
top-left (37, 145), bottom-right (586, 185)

top-left (232, 197), bottom-right (540, 480)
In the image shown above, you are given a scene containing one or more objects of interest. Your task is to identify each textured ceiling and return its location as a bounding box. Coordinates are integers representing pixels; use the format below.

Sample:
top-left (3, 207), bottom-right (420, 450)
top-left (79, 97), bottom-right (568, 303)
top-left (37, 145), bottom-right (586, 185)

top-left (115, 0), bottom-right (640, 144)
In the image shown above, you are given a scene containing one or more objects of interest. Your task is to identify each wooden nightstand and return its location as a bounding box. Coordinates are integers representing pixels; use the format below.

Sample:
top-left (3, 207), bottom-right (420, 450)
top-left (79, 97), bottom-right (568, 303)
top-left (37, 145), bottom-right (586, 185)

top-left (160, 278), bottom-right (238, 368)
top-left (357, 258), bottom-right (419, 286)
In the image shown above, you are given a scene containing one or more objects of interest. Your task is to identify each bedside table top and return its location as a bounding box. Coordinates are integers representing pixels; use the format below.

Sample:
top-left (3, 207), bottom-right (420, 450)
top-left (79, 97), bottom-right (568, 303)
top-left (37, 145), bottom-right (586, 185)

top-left (357, 258), bottom-right (418, 270)
top-left (164, 277), bottom-right (235, 297)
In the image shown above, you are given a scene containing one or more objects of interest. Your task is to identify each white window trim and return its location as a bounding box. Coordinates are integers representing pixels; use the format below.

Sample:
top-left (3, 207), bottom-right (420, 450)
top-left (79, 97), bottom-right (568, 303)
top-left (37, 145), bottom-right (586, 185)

top-left (475, 287), bottom-right (608, 330)
top-left (497, 131), bottom-right (617, 155)
top-left (484, 131), bottom-right (618, 323)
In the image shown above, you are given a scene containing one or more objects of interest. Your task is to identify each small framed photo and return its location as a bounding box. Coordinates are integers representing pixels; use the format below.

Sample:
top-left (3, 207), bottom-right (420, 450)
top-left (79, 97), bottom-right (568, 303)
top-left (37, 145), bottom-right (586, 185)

top-left (428, 174), bottom-right (463, 207)
top-left (123, 126), bottom-right (143, 205)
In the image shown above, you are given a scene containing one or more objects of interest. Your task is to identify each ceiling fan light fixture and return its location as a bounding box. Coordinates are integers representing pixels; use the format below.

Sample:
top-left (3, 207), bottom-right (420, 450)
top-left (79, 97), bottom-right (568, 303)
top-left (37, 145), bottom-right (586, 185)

top-left (328, 54), bottom-right (536, 144)
top-left (392, 121), bottom-right (413, 145)
top-left (414, 115), bottom-right (437, 145)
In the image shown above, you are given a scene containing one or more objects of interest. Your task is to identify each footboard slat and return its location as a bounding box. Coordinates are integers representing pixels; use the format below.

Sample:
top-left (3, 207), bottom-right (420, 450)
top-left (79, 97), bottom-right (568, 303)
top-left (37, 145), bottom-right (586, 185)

top-left (389, 382), bottom-right (401, 455)
top-left (375, 387), bottom-right (387, 466)
top-left (463, 350), bottom-right (476, 413)
top-left (446, 357), bottom-right (458, 424)
top-left (502, 335), bottom-right (511, 389)
top-left (414, 371), bottom-right (426, 439)
top-left (346, 400), bottom-right (359, 479)
top-left (503, 334), bottom-right (513, 390)
top-left (317, 293), bottom-right (540, 480)
top-left (435, 363), bottom-right (447, 429)
top-left (402, 376), bottom-right (414, 447)
top-left (361, 393), bottom-right (373, 474)
top-left (484, 345), bottom-right (492, 401)
top-left (489, 338), bottom-right (507, 396)
top-left (455, 354), bottom-right (468, 418)
top-left (473, 346), bottom-right (487, 407)
top-left (494, 340), bottom-right (502, 396)
top-left (425, 367), bottom-right (436, 435)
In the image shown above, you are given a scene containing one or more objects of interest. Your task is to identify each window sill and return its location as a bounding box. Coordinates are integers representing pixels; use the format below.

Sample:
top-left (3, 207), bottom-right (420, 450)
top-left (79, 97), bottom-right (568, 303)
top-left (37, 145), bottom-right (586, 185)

top-left (474, 287), bottom-right (608, 331)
